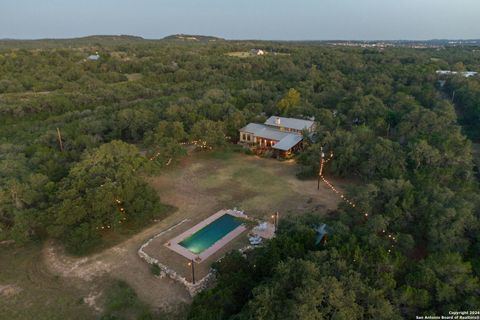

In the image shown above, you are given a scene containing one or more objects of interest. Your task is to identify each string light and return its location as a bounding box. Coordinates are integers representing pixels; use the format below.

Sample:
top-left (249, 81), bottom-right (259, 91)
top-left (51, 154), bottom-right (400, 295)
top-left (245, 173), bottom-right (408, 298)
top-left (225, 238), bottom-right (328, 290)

top-left (319, 150), bottom-right (398, 253)
top-left (96, 198), bottom-right (129, 231)
top-left (181, 139), bottom-right (215, 150)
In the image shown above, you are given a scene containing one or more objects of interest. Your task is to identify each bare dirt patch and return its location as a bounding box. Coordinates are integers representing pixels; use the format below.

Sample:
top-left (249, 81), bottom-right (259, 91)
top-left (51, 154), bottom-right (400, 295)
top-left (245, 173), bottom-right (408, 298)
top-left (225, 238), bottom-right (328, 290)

top-left (0, 245), bottom-right (94, 320)
top-left (0, 284), bottom-right (22, 298)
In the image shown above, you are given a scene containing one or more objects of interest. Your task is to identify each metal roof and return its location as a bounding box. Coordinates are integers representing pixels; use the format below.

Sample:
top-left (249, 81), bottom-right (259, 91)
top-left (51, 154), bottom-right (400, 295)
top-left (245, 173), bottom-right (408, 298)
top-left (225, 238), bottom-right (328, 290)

top-left (240, 123), bottom-right (291, 141)
top-left (272, 134), bottom-right (303, 151)
top-left (264, 116), bottom-right (315, 131)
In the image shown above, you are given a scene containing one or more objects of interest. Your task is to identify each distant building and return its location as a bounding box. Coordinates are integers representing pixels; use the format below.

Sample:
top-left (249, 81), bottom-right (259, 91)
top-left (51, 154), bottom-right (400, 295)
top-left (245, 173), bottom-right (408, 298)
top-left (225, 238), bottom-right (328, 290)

top-left (436, 70), bottom-right (478, 78)
top-left (87, 54), bottom-right (100, 61)
top-left (239, 116), bottom-right (315, 157)
top-left (250, 49), bottom-right (266, 56)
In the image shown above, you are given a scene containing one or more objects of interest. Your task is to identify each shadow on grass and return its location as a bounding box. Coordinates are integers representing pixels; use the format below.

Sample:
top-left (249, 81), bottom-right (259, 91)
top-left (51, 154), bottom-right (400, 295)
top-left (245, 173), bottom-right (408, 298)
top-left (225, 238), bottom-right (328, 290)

top-left (72, 203), bottom-right (178, 257)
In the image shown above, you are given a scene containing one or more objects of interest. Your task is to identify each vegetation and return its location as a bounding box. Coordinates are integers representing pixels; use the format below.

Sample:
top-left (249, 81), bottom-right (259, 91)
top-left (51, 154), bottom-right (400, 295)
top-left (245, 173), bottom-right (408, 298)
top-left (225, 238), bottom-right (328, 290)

top-left (100, 280), bottom-right (153, 320)
top-left (150, 263), bottom-right (161, 276)
top-left (1, 38), bottom-right (479, 318)
top-left (0, 244), bottom-right (94, 320)
top-left (444, 76), bottom-right (480, 141)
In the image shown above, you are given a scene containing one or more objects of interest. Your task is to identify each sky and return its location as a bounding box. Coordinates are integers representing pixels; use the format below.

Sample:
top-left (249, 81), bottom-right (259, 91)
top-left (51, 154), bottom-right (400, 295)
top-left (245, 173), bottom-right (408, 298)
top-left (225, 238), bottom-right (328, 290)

top-left (1, 0), bottom-right (479, 40)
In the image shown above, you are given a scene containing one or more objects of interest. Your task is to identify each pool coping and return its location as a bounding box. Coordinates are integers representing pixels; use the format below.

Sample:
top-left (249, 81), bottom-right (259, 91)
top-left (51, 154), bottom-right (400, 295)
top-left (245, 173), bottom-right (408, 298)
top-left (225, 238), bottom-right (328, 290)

top-left (165, 209), bottom-right (247, 263)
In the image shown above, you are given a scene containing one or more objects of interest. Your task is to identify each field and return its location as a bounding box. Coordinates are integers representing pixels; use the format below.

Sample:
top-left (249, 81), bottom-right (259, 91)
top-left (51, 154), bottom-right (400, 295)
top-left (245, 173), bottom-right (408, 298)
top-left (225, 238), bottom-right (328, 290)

top-left (225, 51), bottom-right (255, 58)
top-left (143, 151), bottom-right (344, 281)
top-left (0, 245), bottom-right (94, 320)
top-left (147, 151), bottom-right (342, 224)
top-left (0, 151), bottom-right (344, 318)
top-left (225, 51), bottom-right (291, 58)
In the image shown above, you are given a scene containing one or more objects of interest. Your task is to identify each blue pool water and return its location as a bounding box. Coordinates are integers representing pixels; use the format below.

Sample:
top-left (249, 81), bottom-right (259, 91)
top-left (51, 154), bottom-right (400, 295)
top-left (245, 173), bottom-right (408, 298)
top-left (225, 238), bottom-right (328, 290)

top-left (179, 214), bottom-right (243, 254)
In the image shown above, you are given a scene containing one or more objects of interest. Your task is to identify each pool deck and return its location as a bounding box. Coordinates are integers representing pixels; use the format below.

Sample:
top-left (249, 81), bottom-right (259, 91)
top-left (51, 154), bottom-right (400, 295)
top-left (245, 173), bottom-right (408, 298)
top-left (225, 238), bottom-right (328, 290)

top-left (165, 209), bottom-right (247, 263)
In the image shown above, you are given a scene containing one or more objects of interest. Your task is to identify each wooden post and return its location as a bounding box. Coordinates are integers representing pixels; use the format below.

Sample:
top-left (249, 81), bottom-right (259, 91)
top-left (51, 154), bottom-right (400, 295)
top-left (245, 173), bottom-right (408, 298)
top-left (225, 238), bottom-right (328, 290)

top-left (318, 147), bottom-right (324, 190)
top-left (56, 127), bottom-right (64, 152)
top-left (189, 260), bottom-right (195, 284)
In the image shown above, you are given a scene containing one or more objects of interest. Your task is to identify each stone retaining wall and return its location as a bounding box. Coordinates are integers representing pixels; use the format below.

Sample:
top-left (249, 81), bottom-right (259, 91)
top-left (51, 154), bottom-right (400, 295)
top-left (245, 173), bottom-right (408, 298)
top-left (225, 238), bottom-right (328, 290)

top-left (138, 216), bottom-right (259, 296)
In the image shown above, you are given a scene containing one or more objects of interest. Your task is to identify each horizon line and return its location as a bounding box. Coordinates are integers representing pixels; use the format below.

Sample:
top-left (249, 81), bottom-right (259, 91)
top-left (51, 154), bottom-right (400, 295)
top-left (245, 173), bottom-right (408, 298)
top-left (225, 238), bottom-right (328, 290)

top-left (1, 34), bottom-right (480, 43)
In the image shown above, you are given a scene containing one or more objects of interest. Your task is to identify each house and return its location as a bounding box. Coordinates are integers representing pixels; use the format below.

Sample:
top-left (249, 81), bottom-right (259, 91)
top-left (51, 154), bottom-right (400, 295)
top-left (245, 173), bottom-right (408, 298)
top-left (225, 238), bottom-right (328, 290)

top-left (87, 54), bottom-right (100, 61)
top-left (436, 70), bottom-right (478, 78)
top-left (250, 49), bottom-right (265, 56)
top-left (239, 116), bottom-right (315, 157)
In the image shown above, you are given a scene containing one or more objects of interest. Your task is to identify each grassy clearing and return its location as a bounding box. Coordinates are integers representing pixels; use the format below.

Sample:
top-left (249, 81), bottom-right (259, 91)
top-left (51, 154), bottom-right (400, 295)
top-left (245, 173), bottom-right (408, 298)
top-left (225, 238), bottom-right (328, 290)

top-left (225, 51), bottom-right (253, 58)
top-left (101, 280), bottom-right (152, 319)
top-left (225, 51), bottom-right (290, 58)
top-left (0, 244), bottom-right (93, 320)
top-left (125, 73), bottom-right (143, 81)
top-left (144, 151), bottom-right (344, 280)
top-left (165, 150), bottom-right (344, 219)
top-left (189, 152), bottom-right (341, 218)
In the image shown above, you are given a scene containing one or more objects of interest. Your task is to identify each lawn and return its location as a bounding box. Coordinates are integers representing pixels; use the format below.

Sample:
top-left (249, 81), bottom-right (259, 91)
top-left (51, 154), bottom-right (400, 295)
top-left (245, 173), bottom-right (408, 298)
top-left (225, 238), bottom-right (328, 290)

top-left (0, 151), bottom-right (346, 319)
top-left (148, 151), bottom-right (343, 221)
top-left (0, 244), bottom-right (94, 320)
top-left (143, 151), bottom-right (345, 281)
top-left (225, 51), bottom-right (290, 58)
top-left (225, 51), bottom-right (253, 58)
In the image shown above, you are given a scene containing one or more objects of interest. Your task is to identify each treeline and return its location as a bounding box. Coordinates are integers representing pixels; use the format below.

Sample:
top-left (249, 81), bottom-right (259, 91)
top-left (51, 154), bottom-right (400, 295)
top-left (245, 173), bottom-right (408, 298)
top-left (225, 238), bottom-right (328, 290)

top-left (444, 76), bottom-right (480, 141)
top-left (1, 41), bottom-right (479, 316)
top-left (185, 46), bottom-right (480, 318)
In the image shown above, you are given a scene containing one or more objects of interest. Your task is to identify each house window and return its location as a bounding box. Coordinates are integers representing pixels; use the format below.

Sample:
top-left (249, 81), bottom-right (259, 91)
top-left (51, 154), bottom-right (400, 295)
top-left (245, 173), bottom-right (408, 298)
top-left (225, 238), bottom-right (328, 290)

top-left (242, 133), bottom-right (246, 141)
top-left (247, 135), bottom-right (251, 141)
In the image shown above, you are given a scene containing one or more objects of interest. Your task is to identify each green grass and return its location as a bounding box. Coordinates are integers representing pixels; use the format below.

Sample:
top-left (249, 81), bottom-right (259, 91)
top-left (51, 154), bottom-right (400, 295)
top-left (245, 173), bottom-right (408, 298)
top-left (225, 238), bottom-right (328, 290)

top-left (0, 244), bottom-right (94, 320)
top-left (225, 51), bottom-right (253, 58)
top-left (150, 263), bottom-right (161, 276)
top-left (203, 148), bottom-right (236, 160)
top-left (101, 280), bottom-right (152, 319)
top-left (125, 73), bottom-right (143, 82)
top-left (191, 153), bottom-right (308, 217)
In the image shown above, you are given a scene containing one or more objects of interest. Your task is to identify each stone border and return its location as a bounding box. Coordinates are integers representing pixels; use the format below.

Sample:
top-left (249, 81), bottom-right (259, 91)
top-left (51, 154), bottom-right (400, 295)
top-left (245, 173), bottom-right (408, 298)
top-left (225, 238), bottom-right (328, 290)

top-left (138, 218), bottom-right (216, 296)
top-left (138, 211), bottom-right (258, 296)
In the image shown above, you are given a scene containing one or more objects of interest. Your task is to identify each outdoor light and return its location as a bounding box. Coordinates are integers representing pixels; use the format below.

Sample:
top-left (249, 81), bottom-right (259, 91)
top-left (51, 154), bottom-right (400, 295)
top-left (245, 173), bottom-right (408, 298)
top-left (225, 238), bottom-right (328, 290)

top-left (319, 148), bottom-right (396, 252)
top-left (188, 259), bottom-right (196, 284)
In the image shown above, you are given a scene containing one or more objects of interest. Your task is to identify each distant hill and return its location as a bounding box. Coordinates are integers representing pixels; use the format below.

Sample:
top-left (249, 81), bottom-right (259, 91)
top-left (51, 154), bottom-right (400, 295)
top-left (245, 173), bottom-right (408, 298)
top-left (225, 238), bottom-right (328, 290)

top-left (0, 35), bottom-right (147, 49)
top-left (161, 34), bottom-right (225, 42)
top-left (1, 34), bottom-right (479, 50)
top-left (0, 34), bottom-right (227, 49)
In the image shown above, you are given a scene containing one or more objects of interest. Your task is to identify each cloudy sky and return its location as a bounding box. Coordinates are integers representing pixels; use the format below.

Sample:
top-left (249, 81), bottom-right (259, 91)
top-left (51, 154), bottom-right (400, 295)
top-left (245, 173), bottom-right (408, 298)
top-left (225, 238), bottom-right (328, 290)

top-left (1, 0), bottom-right (479, 40)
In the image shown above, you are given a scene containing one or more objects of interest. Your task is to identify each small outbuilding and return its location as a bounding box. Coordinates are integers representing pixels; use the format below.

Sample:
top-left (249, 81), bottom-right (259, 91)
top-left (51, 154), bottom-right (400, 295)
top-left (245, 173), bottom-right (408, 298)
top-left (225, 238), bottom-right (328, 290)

top-left (87, 54), bottom-right (100, 61)
top-left (250, 49), bottom-right (266, 56)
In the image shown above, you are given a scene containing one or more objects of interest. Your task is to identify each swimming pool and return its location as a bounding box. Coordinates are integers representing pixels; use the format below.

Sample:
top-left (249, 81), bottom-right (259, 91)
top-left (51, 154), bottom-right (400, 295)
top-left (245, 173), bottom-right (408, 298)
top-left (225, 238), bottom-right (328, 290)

top-left (179, 214), bottom-right (243, 254)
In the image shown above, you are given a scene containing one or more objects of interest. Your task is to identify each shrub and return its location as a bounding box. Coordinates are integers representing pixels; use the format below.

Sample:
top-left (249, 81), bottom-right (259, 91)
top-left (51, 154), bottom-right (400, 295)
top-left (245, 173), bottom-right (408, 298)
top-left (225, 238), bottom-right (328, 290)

top-left (151, 263), bottom-right (161, 276)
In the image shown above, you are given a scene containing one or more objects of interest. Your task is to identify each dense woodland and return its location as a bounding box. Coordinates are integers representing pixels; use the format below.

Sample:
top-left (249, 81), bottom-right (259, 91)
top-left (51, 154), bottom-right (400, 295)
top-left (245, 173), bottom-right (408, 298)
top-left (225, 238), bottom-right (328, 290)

top-left (1, 38), bottom-right (479, 319)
